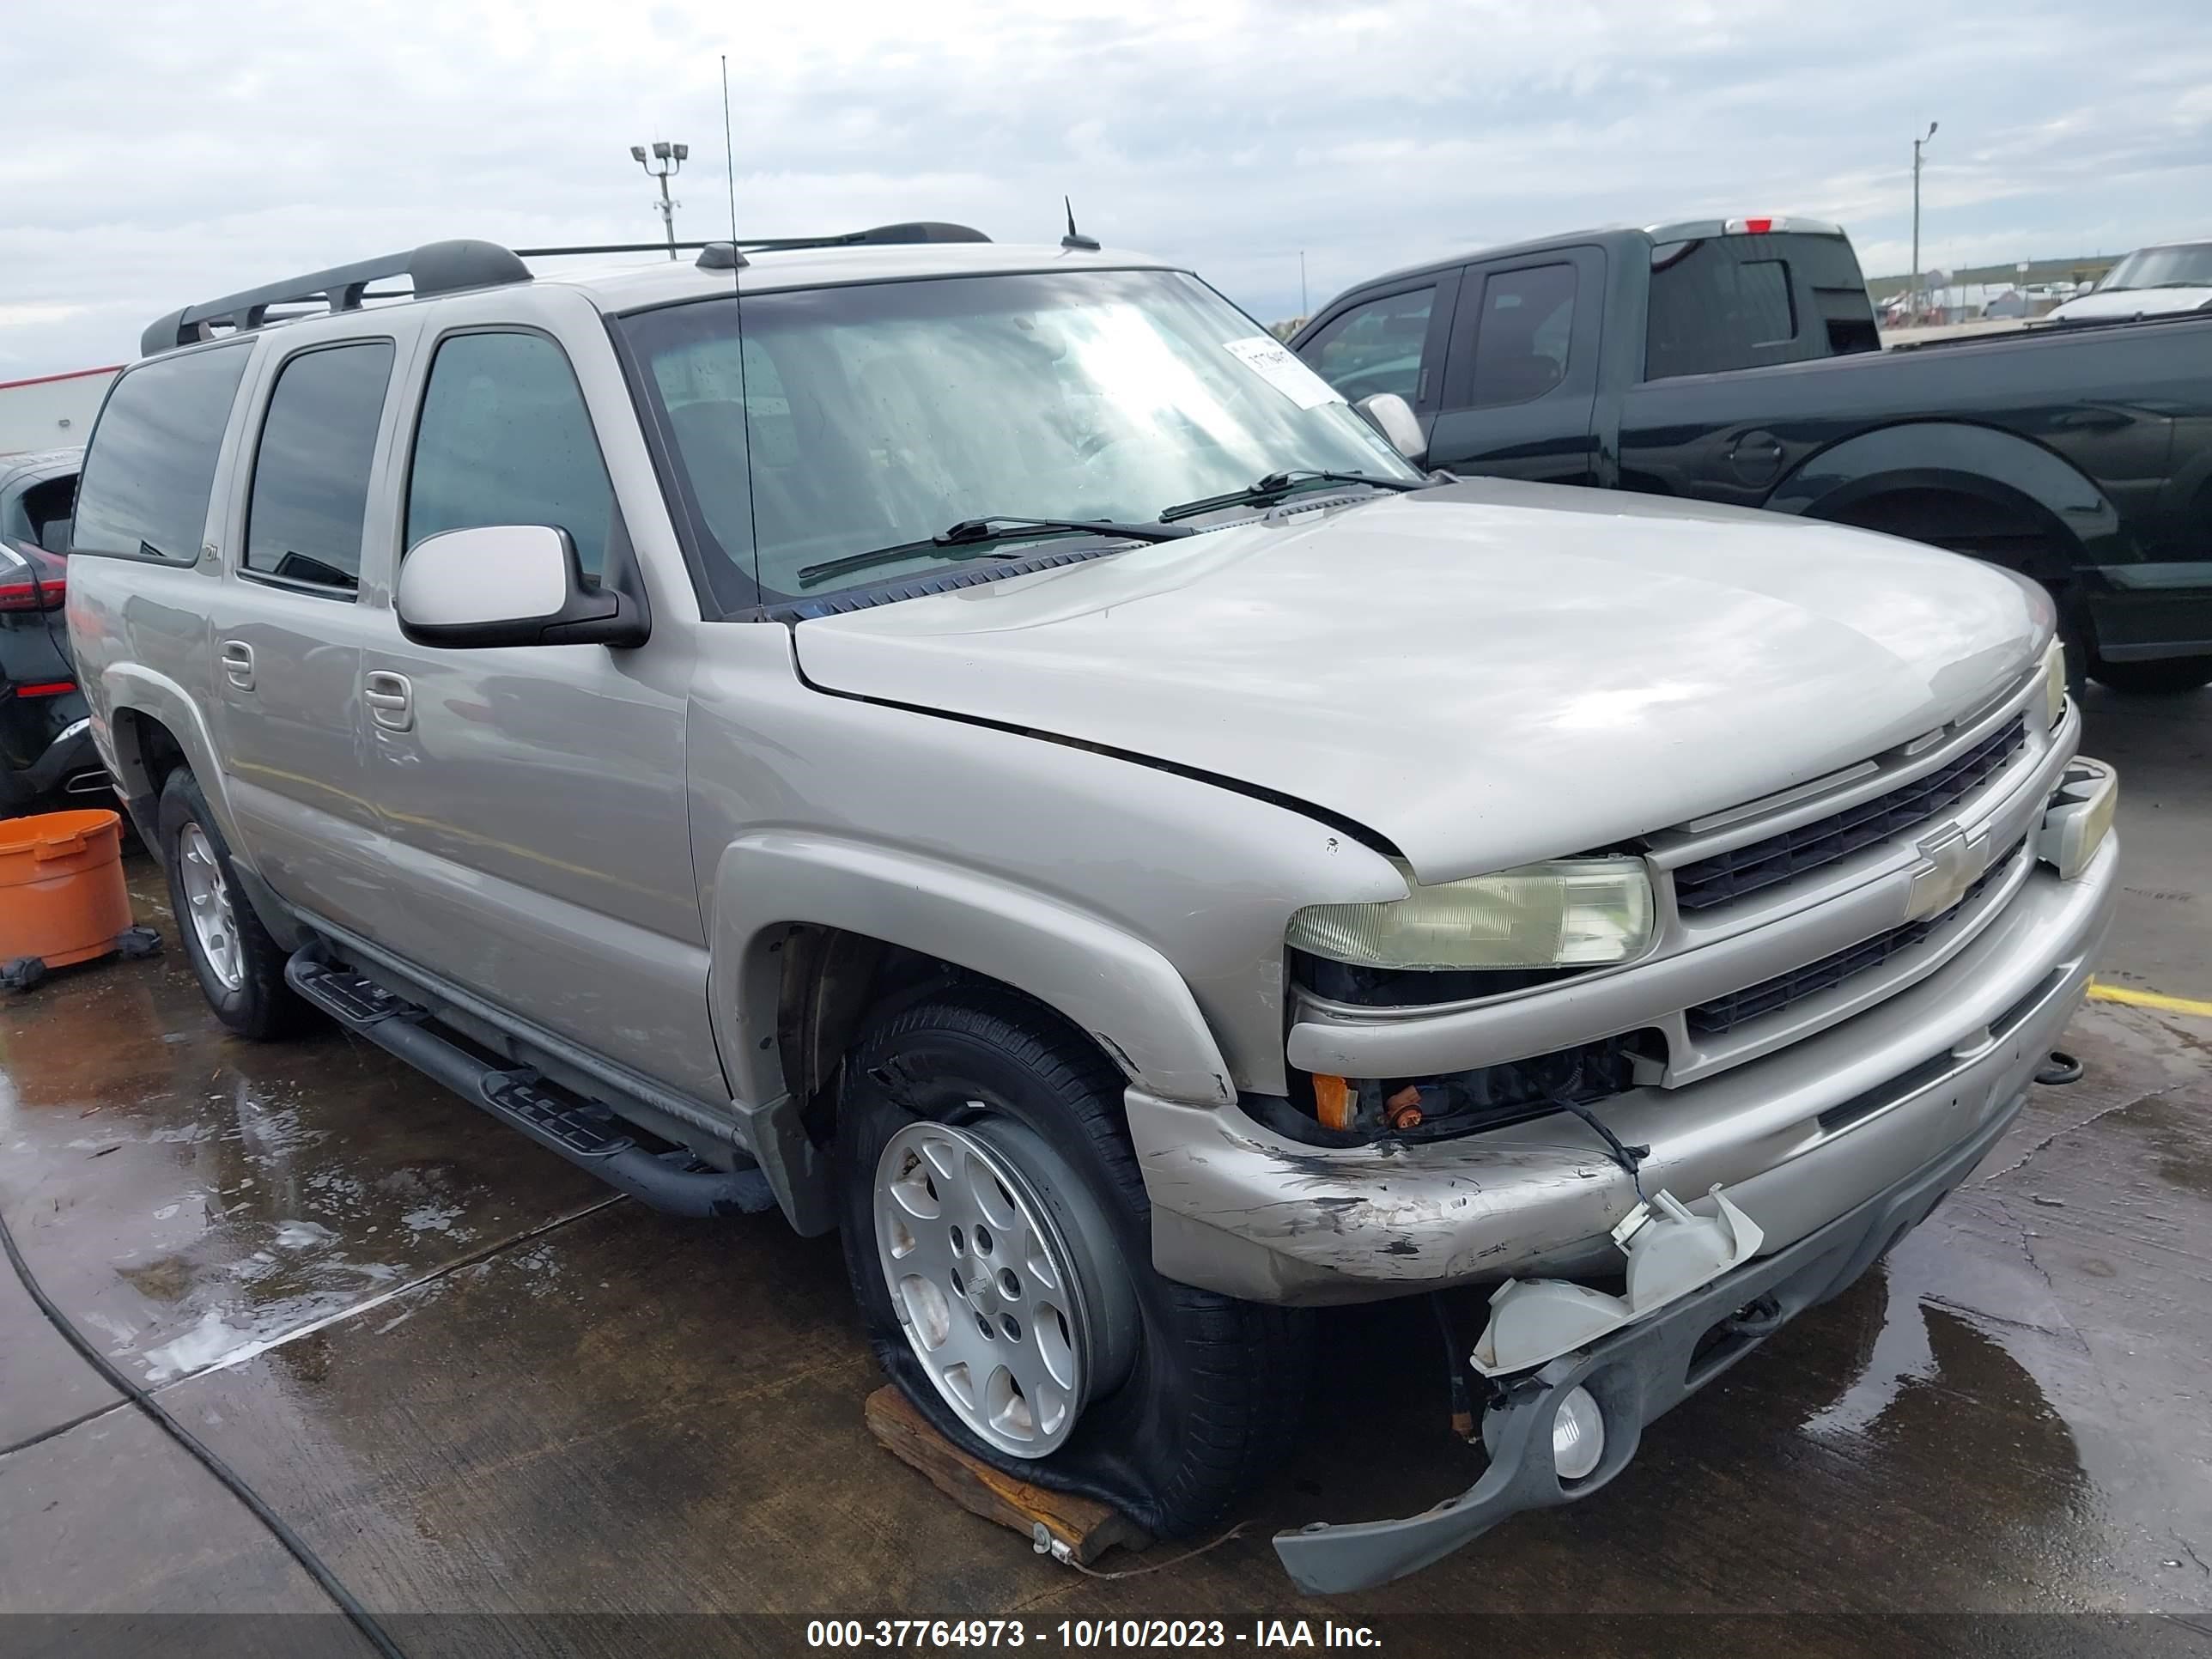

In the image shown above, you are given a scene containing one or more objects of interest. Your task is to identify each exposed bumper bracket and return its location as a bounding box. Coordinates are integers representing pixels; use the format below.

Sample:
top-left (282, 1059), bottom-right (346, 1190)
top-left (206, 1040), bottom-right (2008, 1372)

top-left (1273, 1090), bottom-right (2025, 1595)
top-left (1472, 1185), bottom-right (1764, 1376)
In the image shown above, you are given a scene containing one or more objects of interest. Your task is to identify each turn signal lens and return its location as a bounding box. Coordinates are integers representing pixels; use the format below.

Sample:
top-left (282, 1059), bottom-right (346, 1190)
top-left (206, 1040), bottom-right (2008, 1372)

top-left (2043, 641), bottom-right (2067, 730)
top-left (1288, 858), bottom-right (1654, 970)
top-left (1310, 1073), bottom-right (1355, 1132)
top-left (2037, 759), bottom-right (2117, 880)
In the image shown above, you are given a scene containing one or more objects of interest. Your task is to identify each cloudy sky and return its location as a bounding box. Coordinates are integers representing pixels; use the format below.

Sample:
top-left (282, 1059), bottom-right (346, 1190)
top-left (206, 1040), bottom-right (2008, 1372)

top-left (3, 0), bottom-right (2207, 378)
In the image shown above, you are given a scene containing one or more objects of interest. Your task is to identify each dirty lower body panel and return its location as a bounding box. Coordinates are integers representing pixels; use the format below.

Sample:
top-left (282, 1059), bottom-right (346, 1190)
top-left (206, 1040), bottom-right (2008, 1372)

top-left (1273, 1083), bottom-right (2027, 1595)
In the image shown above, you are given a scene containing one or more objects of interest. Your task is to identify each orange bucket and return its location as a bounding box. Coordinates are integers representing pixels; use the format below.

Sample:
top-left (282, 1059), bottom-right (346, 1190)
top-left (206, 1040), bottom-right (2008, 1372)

top-left (0, 809), bottom-right (135, 969)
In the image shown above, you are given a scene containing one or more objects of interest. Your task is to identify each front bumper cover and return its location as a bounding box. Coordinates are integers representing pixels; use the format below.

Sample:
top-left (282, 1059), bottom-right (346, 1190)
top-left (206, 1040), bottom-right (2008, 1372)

top-left (1129, 836), bottom-right (2116, 1304)
top-left (1273, 1084), bottom-right (2027, 1594)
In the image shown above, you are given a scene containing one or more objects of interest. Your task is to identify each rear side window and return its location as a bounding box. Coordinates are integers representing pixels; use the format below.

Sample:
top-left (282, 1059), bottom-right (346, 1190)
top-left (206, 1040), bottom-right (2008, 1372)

top-left (1466, 264), bottom-right (1577, 407)
top-left (1645, 234), bottom-right (1874, 378)
top-left (71, 344), bottom-right (252, 563)
top-left (1297, 288), bottom-right (1435, 404)
top-left (1647, 246), bottom-right (1796, 380)
top-left (405, 331), bottom-right (618, 581)
top-left (21, 476), bottom-right (76, 552)
top-left (244, 342), bottom-right (395, 593)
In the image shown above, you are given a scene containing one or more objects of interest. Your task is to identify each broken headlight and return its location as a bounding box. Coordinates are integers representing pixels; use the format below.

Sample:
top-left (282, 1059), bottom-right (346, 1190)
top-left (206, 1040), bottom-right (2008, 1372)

top-left (1287, 857), bottom-right (1655, 970)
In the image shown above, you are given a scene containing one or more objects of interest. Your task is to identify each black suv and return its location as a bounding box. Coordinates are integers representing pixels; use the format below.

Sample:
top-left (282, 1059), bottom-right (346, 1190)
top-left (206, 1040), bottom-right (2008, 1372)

top-left (0, 448), bottom-right (100, 815)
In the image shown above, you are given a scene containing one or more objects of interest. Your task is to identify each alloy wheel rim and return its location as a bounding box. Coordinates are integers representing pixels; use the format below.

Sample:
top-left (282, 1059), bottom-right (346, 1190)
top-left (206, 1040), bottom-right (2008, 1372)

top-left (873, 1116), bottom-right (1097, 1457)
top-left (177, 823), bottom-right (244, 993)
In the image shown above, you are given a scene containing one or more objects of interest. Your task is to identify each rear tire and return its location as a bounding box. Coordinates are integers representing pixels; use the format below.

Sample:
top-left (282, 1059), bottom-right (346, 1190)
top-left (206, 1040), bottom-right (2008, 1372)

top-left (157, 770), bottom-right (312, 1040)
top-left (836, 983), bottom-right (1312, 1538)
top-left (2090, 654), bottom-right (2212, 696)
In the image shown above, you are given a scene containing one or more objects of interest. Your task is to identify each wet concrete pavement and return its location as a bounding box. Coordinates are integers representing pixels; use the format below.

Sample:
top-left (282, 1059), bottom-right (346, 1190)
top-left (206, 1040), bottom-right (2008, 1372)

top-left (2, 686), bottom-right (2207, 1657)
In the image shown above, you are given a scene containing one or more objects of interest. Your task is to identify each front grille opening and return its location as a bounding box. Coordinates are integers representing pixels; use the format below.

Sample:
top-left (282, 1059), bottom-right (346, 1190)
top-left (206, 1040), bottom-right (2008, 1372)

top-left (1689, 841), bottom-right (2024, 1037)
top-left (1675, 714), bottom-right (2026, 913)
top-left (1273, 1031), bottom-right (1660, 1147)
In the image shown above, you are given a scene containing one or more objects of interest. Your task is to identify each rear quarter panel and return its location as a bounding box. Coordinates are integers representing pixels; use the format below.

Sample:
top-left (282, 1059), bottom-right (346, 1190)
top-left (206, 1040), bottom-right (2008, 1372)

top-left (1615, 321), bottom-right (2210, 574)
top-left (69, 555), bottom-right (230, 840)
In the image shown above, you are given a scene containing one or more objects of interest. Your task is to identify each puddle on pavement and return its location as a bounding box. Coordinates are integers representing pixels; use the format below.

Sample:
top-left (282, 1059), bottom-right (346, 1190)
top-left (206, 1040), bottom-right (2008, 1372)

top-left (3, 861), bottom-right (2206, 1614)
top-left (0, 860), bottom-right (607, 1390)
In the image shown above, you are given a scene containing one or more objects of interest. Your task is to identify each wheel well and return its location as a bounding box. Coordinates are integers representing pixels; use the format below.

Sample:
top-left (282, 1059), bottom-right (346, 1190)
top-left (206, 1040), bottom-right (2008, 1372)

top-left (769, 926), bottom-right (1107, 1143)
top-left (111, 708), bottom-right (190, 798)
top-left (1814, 483), bottom-right (2072, 586)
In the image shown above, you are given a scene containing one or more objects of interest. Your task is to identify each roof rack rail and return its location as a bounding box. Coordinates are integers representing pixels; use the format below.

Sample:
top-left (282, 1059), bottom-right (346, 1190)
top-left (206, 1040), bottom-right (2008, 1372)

top-left (140, 239), bottom-right (530, 359)
top-left (513, 222), bottom-right (991, 260)
top-left (140, 222), bottom-right (991, 359)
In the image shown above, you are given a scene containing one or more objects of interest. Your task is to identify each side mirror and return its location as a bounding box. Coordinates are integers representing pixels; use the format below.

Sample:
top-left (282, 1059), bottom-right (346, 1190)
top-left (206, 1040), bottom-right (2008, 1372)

top-left (1356, 392), bottom-right (1427, 467)
top-left (396, 526), bottom-right (647, 650)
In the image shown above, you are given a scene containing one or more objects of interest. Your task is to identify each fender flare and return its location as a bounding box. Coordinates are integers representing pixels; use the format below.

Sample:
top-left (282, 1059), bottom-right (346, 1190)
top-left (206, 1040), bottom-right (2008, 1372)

top-left (100, 664), bottom-right (252, 860)
top-left (707, 831), bottom-right (1237, 1111)
top-left (1764, 420), bottom-right (2134, 582)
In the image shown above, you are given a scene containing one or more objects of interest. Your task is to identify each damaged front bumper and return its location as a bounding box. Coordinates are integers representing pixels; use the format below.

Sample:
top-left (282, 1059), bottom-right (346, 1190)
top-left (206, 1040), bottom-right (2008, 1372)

top-left (1126, 837), bottom-right (2117, 1304)
top-left (1272, 1088), bottom-right (2025, 1594)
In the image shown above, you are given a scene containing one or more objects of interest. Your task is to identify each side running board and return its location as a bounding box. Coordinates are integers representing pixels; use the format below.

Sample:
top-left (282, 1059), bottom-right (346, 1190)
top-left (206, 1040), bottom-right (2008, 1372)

top-left (285, 951), bottom-right (776, 1219)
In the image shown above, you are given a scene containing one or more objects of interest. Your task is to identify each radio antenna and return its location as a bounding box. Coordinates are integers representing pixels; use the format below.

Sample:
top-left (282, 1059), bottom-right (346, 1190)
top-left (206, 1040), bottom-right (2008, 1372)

top-left (1060, 196), bottom-right (1100, 252)
top-left (721, 52), bottom-right (762, 594)
top-left (721, 56), bottom-right (742, 274)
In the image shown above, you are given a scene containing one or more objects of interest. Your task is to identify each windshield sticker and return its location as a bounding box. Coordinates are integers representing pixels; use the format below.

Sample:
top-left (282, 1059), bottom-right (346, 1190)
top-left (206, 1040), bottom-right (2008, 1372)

top-left (1223, 337), bottom-right (1344, 410)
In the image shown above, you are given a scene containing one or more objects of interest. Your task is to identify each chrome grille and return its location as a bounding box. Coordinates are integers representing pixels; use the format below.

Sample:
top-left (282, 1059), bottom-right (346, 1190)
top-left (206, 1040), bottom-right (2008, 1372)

top-left (1674, 714), bottom-right (2027, 913)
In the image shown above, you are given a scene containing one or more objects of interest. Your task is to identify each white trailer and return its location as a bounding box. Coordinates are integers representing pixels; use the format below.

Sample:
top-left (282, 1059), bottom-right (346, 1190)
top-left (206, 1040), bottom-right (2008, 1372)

top-left (0, 365), bottom-right (118, 456)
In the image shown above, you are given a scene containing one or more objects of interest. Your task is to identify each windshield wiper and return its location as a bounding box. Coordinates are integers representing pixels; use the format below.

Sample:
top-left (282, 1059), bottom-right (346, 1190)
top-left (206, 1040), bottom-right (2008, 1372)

top-left (793, 515), bottom-right (1193, 588)
top-left (1159, 470), bottom-right (1425, 524)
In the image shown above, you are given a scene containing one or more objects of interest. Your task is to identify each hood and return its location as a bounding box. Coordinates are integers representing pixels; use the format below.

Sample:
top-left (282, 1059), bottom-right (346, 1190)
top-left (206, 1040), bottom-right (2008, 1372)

top-left (792, 480), bottom-right (2047, 882)
top-left (2045, 288), bottom-right (2212, 321)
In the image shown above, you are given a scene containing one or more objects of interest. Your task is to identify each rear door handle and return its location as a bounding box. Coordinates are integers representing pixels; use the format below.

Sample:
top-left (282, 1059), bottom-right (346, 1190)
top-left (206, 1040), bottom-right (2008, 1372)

top-left (364, 671), bottom-right (414, 732)
top-left (219, 640), bottom-right (255, 690)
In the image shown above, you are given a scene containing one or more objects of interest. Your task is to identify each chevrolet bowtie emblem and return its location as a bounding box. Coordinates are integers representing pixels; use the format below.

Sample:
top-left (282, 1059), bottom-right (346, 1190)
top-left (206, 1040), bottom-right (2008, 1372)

top-left (1905, 822), bottom-right (1991, 921)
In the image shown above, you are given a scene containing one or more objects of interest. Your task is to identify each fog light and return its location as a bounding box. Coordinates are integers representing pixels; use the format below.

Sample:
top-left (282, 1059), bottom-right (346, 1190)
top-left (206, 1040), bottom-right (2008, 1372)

top-left (1552, 1385), bottom-right (1605, 1480)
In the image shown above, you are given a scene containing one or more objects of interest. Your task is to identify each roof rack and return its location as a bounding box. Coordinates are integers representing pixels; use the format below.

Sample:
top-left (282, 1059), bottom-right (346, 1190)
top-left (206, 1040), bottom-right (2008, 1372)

top-left (141, 222), bottom-right (992, 358)
top-left (140, 240), bottom-right (530, 359)
top-left (517, 222), bottom-right (991, 259)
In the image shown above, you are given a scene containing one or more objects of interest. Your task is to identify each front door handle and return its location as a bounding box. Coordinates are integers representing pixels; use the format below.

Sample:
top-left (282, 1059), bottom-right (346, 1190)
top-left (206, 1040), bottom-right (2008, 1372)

top-left (364, 671), bottom-right (414, 732)
top-left (219, 640), bottom-right (255, 690)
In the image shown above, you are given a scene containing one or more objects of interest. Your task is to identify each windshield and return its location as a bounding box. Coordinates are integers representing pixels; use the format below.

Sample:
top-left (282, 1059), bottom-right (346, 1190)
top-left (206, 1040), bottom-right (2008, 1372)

top-left (2097, 243), bottom-right (2212, 292)
top-left (619, 268), bottom-right (1419, 607)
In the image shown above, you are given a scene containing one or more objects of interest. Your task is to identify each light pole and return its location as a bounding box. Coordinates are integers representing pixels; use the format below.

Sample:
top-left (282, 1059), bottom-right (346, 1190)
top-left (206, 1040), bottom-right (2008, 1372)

top-left (1911, 121), bottom-right (1937, 319)
top-left (630, 141), bottom-right (690, 259)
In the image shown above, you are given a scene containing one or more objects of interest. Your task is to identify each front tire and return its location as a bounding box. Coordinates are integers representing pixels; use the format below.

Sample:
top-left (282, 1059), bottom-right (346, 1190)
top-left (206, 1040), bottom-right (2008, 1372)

top-left (836, 984), bottom-right (1311, 1538)
top-left (2090, 654), bottom-right (2212, 696)
top-left (157, 769), bottom-right (310, 1040)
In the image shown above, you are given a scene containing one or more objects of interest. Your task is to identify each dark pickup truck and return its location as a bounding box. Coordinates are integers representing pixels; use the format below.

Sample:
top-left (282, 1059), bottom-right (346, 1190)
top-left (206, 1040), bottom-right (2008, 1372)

top-left (1291, 216), bottom-right (2212, 693)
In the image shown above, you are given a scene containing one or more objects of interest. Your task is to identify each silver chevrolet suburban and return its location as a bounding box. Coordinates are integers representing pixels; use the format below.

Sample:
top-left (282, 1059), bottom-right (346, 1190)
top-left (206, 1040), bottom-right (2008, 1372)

top-left (66, 226), bottom-right (2120, 1592)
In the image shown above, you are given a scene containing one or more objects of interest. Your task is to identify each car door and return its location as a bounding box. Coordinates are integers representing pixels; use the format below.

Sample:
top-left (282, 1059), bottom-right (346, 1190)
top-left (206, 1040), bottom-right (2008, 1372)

top-left (1426, 247), bottom-right (1606, 485)
top-left (1292, 279), bottom-right (1455, 434)
top-left (204, 333), bottom-right (406, 932)
top-left (357, 301), bottom-right (720, 1099)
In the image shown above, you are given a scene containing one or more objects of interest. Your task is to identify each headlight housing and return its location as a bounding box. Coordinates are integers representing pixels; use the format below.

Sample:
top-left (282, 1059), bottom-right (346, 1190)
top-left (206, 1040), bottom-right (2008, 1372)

top-left (1288, 857), bottom-right (1656, 970)
top-left (2043, 640), bottom-right (2068, 730)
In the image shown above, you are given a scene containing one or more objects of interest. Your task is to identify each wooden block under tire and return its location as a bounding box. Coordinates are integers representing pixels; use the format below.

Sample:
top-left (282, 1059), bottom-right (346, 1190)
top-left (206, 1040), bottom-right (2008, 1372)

top-left (864, 1385), bottom-right (1152, 1567)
